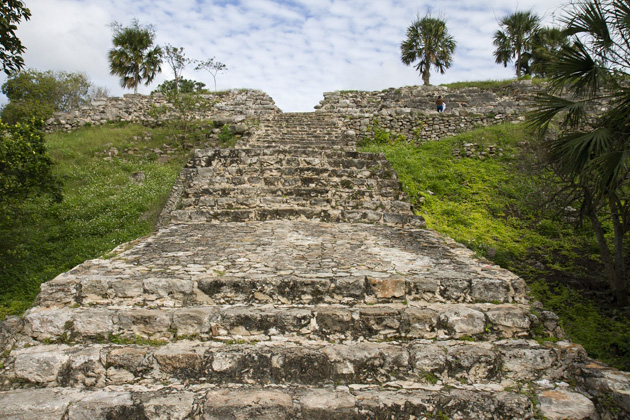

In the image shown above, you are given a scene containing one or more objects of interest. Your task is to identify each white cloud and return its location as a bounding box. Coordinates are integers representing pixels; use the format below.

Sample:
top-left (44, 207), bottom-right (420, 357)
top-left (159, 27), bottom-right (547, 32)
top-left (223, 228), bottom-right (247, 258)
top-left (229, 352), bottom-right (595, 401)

top-left (0, 0), bottom-right (568, 111)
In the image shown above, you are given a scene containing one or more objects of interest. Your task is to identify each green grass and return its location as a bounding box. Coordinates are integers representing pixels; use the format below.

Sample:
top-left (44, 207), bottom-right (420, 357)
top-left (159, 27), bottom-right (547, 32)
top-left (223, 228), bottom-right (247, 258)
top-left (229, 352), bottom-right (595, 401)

top-left (361, 123), bottom-right (630, 370)
top-left (0, 122), bottom-right (198, 317)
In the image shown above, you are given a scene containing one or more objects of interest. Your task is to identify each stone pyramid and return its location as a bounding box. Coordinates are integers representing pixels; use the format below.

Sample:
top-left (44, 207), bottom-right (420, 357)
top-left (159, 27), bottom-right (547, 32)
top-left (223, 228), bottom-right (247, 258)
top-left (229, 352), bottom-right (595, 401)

top-left (0, 112), bottom-right (628, 419)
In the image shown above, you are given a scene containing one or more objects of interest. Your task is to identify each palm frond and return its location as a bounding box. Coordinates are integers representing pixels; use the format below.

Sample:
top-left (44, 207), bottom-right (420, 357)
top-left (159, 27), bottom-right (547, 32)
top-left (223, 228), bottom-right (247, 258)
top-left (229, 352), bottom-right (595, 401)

top-left (550, 126), bottom-right (616, 176)
top-left (547, 40), bottom-right (608, 96)
top-left (528, 93), bottom-right (587, 132)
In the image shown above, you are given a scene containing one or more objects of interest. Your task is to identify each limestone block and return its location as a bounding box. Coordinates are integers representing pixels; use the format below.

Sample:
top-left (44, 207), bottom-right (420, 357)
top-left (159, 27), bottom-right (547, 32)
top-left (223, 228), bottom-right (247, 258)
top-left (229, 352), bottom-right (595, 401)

top-left (143, 277), bottom-right (194, 298)
top-left (470, 277), bottom-right (510, 302)
top-left (485, 306), bottom-right (531, 336)
top-left (358, 306), bottom-right (401, 332)
top-left (0, 389), bottom-right (81, 419)
top-left (72, 309), bottom-right (113, 337)
top-left (538, 389), bottom-right (597, 420)
top-left (110, 279), bottom-right (144, 298)
top-left (139, 392), bottom-right (195, 420)
top-left (446, 343), bottom-right (499, 381)
top-left (501, 342), bottom-right (557, 379)
top-left (316, 307), bottom-right (353, 332)
top-left (367, 277), bottom-right (406, 298)
top-left (438, 307), bottom-right (486, 337)
top-left (154, 342), bottom-right (208, 378)
top-left (203, 389), bottom-right (294, 419)
top-left (13, 345), bottom-right (70, 383)
top-left (23, 308), bottom-right (73, 340)
top-left (172, 307), bottom-right (216, 336)
top-left (410, 343), bottom-right (447, 375)
top-left (107, 347), bottom-right (148, 373)
top-left (401, 307), bottom-right (438, 337)
top-left (300, 389), bottom-right (358, 419)
top-left (115, 309), bottom-right (172, 336)
top-left (66, 391), bottom-right (139, 420)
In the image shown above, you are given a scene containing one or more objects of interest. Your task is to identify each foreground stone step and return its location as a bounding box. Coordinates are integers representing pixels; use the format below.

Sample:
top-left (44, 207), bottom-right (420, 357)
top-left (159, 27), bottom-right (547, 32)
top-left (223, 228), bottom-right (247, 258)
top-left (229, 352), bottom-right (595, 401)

top-left (38, 265), bottom-right (523, 310)
top-left (35, 221), bottom-right (529, 308)
top-left (2, 339), bottom-right (585, 390)
top-left (0, 384), bottom-right (553, 420)
top-left (179, 196), bottom-right (412, 215)
top-left (170, 208), bottom-right (425, 226)
top-left (18, 303), bottom-right (544, 344)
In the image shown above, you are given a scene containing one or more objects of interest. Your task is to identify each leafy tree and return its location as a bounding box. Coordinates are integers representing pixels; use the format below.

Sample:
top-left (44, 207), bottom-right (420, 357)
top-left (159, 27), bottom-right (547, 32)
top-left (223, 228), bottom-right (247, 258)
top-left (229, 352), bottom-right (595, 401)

top-left (493, 11), bottom-right (541, 77)
top-left (1, 69), bottom-right (107, 124)
top-left (108, 20), bottom-right (163, 94)
top-left (0, 0), bottom-right (31, 75)
top-left (195, 58), bottom-right (227, 91)
top-left (0, 119), bottom-right (61, 216)
top-left (529, 0), bottom-right (630, 305)
top-left (163, 44), bottom-right (190, 94)
top-left (152, 78), bottom-right (206, 96)
top-left (400, 15), bottom-right (456, 86)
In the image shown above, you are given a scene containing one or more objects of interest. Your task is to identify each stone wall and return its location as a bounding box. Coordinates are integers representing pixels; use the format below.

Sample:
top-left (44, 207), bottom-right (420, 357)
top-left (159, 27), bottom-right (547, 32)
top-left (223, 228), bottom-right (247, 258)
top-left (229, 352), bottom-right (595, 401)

top-left (45, 89), bottom-right (280, 132)
top-left (317, 81), bottom-right (542, 141)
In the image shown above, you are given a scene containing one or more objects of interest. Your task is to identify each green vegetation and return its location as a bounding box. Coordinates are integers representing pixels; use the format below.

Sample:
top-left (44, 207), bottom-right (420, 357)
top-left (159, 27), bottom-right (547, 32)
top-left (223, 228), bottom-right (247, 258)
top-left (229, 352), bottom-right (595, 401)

top-left (1, 69), bottom-right (107, 124)
top-left (0, 122), bottom-right (199, 317)
top-left (400, 14), bottom-right (456, 85)
top-left (529, 0), bottom-right (630, 305)
top-left (360, 123), bottom-right (630, 370)
top-left (0, 0), bottom-right (31, 75)
top-left (108, 20), bottom-right (163, 93)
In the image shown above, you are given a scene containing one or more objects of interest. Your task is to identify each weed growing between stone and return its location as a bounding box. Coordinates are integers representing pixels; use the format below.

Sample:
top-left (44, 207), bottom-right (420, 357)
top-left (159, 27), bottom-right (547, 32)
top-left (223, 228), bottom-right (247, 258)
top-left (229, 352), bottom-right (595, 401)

top-left (361, 122), bottom-right (630, 370)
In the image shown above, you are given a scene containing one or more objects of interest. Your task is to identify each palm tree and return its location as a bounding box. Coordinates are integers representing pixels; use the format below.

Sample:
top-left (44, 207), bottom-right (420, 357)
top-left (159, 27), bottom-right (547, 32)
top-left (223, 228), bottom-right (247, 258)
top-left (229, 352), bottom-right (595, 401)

top-left (108, 20), bottom-right (163, 94)
top-left (493, 11), bottom-right (541, 77)
top-left (529, 0), bottom-right (630, 305)
top-left (529, 27), bottom-right (570, 77)
top-left (400, 15), bottom-right (456, 86)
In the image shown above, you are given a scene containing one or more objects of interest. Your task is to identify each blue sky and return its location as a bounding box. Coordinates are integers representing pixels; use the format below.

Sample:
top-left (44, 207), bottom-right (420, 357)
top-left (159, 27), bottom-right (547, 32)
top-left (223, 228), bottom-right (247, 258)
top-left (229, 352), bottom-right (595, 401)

top-left (3, 0), bottom-right (568, 111)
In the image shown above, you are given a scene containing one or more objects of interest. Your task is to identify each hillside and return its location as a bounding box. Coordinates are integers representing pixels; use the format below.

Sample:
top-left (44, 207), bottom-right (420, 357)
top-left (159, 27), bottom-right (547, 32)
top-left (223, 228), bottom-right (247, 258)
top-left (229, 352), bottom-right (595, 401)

top-left (360, 122), bottom-right (630, 370)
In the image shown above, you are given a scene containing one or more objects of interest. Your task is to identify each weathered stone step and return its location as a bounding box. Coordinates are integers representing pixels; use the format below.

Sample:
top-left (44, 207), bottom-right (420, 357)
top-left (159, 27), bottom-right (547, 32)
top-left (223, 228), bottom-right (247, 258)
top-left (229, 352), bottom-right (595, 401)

top-left (170, 207), bottom-right (424, 226)
top-left (190, 166), bottom-right (398, 182)
top-left (183, 185), bottom-right (406, 201)
top-left (19, 303), bottom-right (542, 344)
top-left (190, 154), bottom-right (387, 172)
top-left (190, 147), bottom-right (386, 163)
top-left (2, 338), bottom-right (584, 390)
top-left (188, 174), bottom-right (402, 192)
top-left (180, 196), bottom-right (412, 215)
top-left (0, 383), bottom-right (554, 419)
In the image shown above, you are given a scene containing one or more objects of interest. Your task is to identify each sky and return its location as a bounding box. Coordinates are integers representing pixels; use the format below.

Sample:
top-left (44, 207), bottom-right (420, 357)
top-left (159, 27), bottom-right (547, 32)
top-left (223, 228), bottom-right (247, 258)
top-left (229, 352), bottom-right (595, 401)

top-left (3, 0), bottom-right (569, 112)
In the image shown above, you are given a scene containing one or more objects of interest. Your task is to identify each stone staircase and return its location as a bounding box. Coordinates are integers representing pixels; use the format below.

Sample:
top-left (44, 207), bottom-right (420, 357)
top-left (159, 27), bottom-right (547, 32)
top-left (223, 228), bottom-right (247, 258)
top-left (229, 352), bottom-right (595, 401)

top-left (0, 112), bottom-right (628, 419)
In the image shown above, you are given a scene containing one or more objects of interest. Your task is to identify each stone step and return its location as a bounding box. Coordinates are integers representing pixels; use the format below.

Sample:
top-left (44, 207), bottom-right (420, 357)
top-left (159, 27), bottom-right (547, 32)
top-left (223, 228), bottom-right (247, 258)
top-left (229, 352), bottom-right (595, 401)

top-left (170, 208), bottom-right (424, 226)
top-left (187, 174), bottom-right (402, 192)
top-left (189, 166), bottom-right (397, 181)
top-left (179, 197), bottom-right (412, 215)
top-left (191, 155), bottom-right (383, 171)
top-left (19, 303), bottom-right (541, 344)
top-left (182, 186), bottom-right (407, 201)
top-left (2, 338), bottom-right (584, 390)
top-left (191, 148), bottom-right (386, 162)
top-left (245, 141), bottom-right (356, 150)
top-left (0, 383), bottom-right (554, 419)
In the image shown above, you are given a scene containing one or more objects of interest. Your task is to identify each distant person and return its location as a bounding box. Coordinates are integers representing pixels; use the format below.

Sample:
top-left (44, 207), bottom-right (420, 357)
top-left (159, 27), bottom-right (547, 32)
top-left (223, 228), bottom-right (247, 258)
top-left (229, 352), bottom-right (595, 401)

top-left (436, 96), bottom-right (446, 112)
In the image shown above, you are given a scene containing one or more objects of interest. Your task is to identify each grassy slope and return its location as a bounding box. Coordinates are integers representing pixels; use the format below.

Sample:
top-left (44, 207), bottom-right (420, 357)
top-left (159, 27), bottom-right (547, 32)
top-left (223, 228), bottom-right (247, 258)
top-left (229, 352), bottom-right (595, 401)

top-left (0, 123), bottom-right (192, 316)
top-left (361, 123), bottom-right (630, 370)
